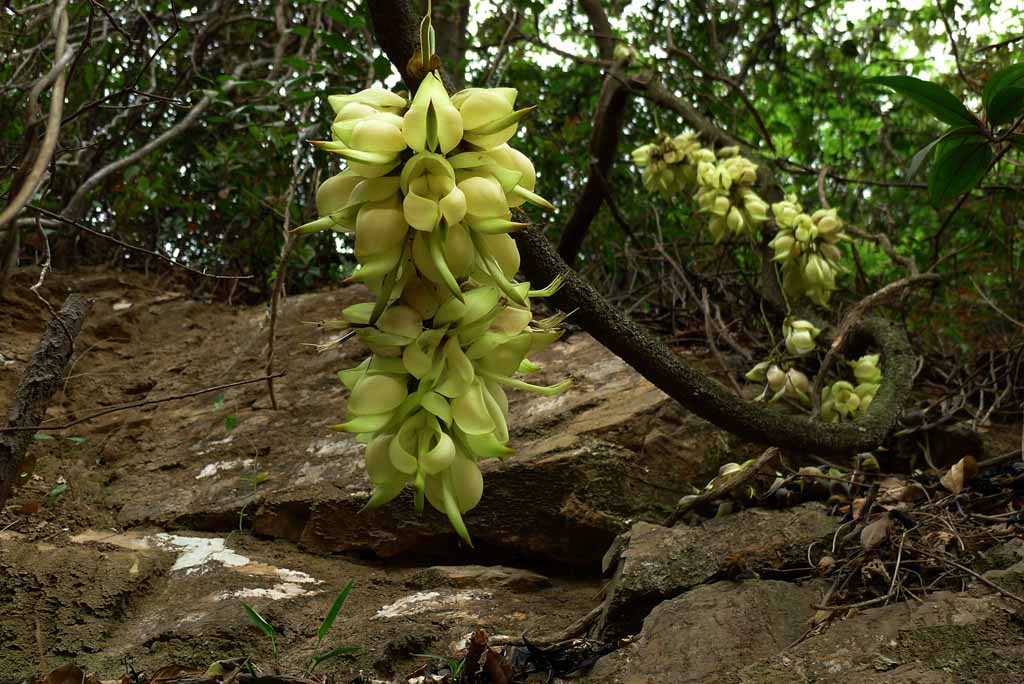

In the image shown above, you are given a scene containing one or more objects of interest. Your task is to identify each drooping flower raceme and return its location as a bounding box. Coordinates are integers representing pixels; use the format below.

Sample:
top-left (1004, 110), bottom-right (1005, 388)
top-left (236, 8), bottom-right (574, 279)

top-left (298, 73), bottom-right (569, 544)
top-left (769, 198), bottom-right (848, 308)
top-left (631, 135), bottom-right (770, 243)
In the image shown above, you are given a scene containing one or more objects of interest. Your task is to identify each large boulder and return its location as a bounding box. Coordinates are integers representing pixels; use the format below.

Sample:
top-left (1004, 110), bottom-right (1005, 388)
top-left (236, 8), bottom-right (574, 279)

top-left (589, 579), bottom-right (823, 684)
top-left (595, 504), bottom-right (839, 639)
top-left (105, 286), bottom-right (757, 567)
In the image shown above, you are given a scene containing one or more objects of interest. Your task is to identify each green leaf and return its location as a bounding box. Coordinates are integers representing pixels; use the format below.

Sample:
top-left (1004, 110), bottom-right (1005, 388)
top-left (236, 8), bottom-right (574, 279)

top-left (373, 55), bottom-right (393, 80)
top-left (213, 393), bottom-right (225, 410)
top-left (311, 646), bottom-right (360, 670)
top-left (241, 603), bottom-right (276, 640)
top-left (906, 126), bottom-right (981, 180)
top-left (982, 64), bottom-right (1024, 112)
top-left (32, 434), bottom-right (56, 441)
top-left (47, 483), bottom-right (69, 502)
top-left (927, 138), bottom-right (994, 206)
top-left (866, 75), bottom-right (978, 127)
top-left (65, 436), bottom-right (87, 445)
top-left (225, 415), bottom-right (239, 433)
top-left (987, 86), bottom-right (1024, 127)
top-left (320, 32), bottom-right (349, 52)
top-left (317, 580), bottom-right (355, 642)
top-left (283, 56), bottom-right (310, 72)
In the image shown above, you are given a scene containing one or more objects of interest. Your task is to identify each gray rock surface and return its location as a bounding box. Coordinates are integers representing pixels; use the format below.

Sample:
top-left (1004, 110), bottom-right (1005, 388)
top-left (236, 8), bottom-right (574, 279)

top-left (589, 579), bottom-right (823, 684)
top-left (595, 504), bottom-right (839, 639)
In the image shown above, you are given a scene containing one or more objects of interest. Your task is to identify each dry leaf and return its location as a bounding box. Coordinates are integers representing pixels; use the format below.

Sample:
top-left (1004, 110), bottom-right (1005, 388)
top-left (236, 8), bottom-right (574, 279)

top-left (43, 664), bottom-right (84, 684)
top-left (940, 455), bottom-right (978, 495)
top-left (860, 515), bottom-right (890, 550)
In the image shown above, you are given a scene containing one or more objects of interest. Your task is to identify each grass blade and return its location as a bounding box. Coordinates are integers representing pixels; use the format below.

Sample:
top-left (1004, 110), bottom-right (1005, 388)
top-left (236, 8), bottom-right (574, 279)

top-left (317, 580), bottom-right (355, 642)
top-left (241, 602), bottom-right (276, 640)
top-left (311, 646), bottom-right (360, 670)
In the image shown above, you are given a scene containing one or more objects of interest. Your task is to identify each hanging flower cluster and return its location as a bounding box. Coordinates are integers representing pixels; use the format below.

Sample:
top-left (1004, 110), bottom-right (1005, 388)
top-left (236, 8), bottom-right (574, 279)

top-left (821, 354), bottom-right (883, 422)
top-left (745, 361), bottom-right (811, 404)
top-left (630, 132), bottom-right (702, 196)
top-left (630, 129), bottom-right (886, 428)
top-left (768, 198), bottom-right (848, 307)
top-left (631, 134), bottom-right (770, 243)
top-left (298, 72), bottom-right (570, 544)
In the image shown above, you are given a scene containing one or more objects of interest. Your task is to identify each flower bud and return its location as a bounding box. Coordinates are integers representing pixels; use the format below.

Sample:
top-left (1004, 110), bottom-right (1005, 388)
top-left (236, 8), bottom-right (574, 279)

top-left (851, 354), bottom-right (882, 384)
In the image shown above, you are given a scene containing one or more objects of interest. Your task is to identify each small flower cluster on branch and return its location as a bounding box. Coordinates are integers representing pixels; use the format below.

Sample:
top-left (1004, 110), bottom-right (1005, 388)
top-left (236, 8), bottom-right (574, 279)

top-left (631, 129), bottom-right (882, 423)
top-left (631, 134), bottom-right (770, 243)
top-left (299, 73), bottom-right (569, 544)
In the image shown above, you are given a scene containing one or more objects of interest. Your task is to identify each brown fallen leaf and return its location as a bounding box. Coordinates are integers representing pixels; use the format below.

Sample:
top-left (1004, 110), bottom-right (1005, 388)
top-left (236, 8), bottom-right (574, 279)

top-left (860, 514), bottom-right (890, 550)
top-left (940, 455), bottom-right (978, 495)
top-left (43, 664), bottom-right (85, 684)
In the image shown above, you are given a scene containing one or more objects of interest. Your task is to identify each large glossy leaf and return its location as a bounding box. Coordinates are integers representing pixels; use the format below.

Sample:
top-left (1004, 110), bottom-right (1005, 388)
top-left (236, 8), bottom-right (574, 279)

top-left (987, 86), bottom-right (1024, 127)
top-left (905, 126), bottom-right (980, 180)
top-left (866, 75), bottom-right (978, 127)
top-left (927, 138), bottom-right (994, 206)
top-left (982, 64), bottom-right (1024, 112)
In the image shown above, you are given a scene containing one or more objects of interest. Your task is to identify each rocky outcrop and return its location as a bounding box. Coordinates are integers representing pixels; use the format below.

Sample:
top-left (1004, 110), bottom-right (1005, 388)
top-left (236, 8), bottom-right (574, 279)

top-left (105, 286), bottom-right (757, 567)
top-left (594, 505), bottom-right (839, 639)
top-left (589, 580), bottom-right (823, 684)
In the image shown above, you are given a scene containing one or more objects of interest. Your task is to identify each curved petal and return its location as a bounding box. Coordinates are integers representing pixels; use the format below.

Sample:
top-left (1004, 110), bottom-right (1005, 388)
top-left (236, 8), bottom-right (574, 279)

top-left (403, 191), bottom-right (440, 231)
top-left (439, 186), bottom-right (467, 226)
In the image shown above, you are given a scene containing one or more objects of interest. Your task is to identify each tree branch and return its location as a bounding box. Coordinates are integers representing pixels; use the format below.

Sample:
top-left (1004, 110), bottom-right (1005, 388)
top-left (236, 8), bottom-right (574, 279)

top-left (0, 294), bottom-right (92, 509)
top-left (366, 0), bottom-right (916, 456)
top-left (61, 60), bottom-right (269, 220)
top-left (578, 0), bottom-right (616, 61)
top-left (557, 66), bottom-right (629, 265)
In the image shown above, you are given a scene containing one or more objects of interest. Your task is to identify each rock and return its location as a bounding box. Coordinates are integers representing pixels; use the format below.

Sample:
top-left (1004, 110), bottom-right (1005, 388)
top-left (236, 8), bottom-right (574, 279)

top-left (979, 538), bottom-right (1024, 573)
top-left (740, 591), bottom-right (1024, 683)
top-left (110, 295), bottom-right (757, 568)
top-left (409, 565), bottom-right (551, 592)
top-left (0, 533), bottom-right (175, 675)
top-left (588, 580), bottom-right (823, 684)
top-left (595, 504), bottom-right (839, 639)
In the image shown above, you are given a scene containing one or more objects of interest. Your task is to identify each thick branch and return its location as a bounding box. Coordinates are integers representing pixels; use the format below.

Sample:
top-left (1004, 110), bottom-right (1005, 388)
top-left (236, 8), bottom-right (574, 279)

top-left (578, 0), bottom-right (616, 60)
top-left (62, 61), bottom-right (266, 220)
top-left (557, 67), bottom-right (629, 265)
top-left (368, 0), bottom-right (915, 456)
top-left (367, 0), bottom-right (426, 91)
top-left (0, 294), bottom-right (92, 508)
top-left (515, 227), bottom-right (913, 456)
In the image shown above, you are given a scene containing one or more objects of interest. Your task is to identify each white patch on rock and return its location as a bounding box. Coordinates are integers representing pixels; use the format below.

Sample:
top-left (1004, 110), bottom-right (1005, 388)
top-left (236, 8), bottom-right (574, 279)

top-left (196, 457), bottom-right (254, 479)
top-left (153, 534), bottom-right (251, 572)
top-left (218, 583), bottom-right (315, 601)
top-left (374, 590), bottom-right (492, 620)
top-left (306, 437), bottom-right (354, 458)
top-left (72, 529), bottom-right (323, 602)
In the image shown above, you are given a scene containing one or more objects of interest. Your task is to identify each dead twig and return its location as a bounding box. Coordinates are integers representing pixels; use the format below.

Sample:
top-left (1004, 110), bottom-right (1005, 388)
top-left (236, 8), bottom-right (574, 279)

top-left (26, 204), bottom-right (252, 280)
top-left (0, 373), bottom-right (285, 434)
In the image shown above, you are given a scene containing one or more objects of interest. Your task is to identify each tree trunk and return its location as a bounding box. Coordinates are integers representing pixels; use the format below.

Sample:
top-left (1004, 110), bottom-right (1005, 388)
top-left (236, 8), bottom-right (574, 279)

top-left (0, 294), bottom-right (92, 508)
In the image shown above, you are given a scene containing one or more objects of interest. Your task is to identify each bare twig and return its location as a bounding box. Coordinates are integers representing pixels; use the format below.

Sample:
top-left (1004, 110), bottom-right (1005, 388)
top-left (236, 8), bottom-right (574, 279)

top-left (265, 10), bottom-right (323, 410)
top-left (913, 547), bottom-right (1024, 605)
top-left (25, 204), bottom-right (251, 280)
top-left (0, 1), bottom-right (71, 292)
top-left (812, 273), bottom-right (938, 414)
top-left (0, 373), bottom-right (286, 434)
top-left (28, 217), bottom-right (72, 345)
top-left (972, 279), bottom-right (1024, 330)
